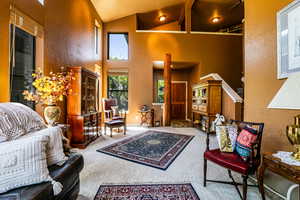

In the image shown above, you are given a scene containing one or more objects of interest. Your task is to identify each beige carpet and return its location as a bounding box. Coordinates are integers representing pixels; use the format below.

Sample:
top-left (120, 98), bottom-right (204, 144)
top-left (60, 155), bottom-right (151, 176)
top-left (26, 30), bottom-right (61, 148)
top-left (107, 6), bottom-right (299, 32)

top-left (77, 127), bottom-right (266, 200)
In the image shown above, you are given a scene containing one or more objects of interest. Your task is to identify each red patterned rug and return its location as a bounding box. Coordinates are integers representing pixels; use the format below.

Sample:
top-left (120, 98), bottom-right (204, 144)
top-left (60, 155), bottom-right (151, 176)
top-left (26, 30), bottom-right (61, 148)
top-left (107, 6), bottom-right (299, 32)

top-left (97, 131), bottom-right (194, 170)
top-left (94, 183), bottom-right (200, 200)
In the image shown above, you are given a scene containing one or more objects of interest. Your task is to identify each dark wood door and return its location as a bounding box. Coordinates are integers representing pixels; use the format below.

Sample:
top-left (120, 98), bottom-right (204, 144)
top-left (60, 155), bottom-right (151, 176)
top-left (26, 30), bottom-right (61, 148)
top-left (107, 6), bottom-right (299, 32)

top-left (171, 82), bottom-right (186, 120)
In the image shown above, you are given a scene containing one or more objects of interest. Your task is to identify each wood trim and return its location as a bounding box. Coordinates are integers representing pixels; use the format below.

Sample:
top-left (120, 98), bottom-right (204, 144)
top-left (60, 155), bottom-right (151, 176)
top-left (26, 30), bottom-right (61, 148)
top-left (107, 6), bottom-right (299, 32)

top-left (163, 53), bottom-right (172, 126)
top-left (10, 7), bottom-right (44, 38)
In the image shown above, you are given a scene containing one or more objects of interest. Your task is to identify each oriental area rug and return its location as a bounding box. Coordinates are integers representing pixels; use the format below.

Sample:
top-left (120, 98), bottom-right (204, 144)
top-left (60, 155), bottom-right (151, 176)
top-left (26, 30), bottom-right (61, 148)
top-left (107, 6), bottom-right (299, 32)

top-left (97, 131), bottom-right (194, 170)
top-left (94, 183), bottom-right (200, 200)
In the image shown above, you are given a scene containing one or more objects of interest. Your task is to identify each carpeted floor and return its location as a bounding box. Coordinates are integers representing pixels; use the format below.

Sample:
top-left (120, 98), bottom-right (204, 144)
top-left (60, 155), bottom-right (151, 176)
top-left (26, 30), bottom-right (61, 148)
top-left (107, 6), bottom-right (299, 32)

top-left (77, 127), bottom-right (266, 200)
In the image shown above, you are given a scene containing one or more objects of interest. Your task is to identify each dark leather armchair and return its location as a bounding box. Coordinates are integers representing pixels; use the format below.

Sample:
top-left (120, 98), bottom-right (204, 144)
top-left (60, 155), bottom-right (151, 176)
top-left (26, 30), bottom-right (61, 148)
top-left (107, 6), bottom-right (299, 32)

top-left (0, 153), bottom-right (84, 200)
top-left (203, 120), bottom-right (264, 200)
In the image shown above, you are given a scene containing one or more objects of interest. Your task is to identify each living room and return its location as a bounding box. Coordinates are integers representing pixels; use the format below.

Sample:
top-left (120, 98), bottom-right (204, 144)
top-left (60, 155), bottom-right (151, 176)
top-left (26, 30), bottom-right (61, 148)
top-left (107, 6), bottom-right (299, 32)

top-left (1, 0), bottom-right (300, 200)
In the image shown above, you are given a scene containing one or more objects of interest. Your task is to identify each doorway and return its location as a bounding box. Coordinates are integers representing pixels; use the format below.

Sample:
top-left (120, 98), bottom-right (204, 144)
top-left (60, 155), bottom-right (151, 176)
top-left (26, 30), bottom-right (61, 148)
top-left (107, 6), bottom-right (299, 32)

top-left (171, 81), bottom-right (188, 120)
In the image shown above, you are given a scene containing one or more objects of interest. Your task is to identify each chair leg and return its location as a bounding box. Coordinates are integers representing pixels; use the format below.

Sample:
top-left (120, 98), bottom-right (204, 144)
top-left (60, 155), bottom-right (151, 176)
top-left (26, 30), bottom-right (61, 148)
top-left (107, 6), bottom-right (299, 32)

top-left (104, 124), bottom-right (107, 135)
top-left (124, 125), bottom-right (126, 135)
top-left (242, 175), bottom-right (248, 200)
top-left (203, 158), bottom-right (207, 187)
top-left (110, 128), bottom-right (113, 137)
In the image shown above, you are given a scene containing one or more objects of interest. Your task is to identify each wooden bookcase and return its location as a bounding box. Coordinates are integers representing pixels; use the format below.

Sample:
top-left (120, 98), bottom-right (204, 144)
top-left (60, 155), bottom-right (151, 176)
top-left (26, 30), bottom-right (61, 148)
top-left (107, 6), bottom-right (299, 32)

top-left (67, 66), bottom-right (101, 148)
top-left (192, 80), bottom-right (222, 132)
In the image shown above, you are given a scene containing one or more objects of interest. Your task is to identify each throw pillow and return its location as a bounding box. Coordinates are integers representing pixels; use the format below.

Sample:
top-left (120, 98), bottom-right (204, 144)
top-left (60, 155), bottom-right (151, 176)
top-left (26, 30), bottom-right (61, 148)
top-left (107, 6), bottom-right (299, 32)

top-left (111, 106), bottom-right (119, 117)
top-left (22, 126), bottom-right (68, 166)
top-left (0, 103), bottom-right (47, 142)
top-left (216, 125), bottom-right (238, 152)
top-left (0, 135), bottom-right (63, 195)
top-left (235, 126), bottom-right (258, 160)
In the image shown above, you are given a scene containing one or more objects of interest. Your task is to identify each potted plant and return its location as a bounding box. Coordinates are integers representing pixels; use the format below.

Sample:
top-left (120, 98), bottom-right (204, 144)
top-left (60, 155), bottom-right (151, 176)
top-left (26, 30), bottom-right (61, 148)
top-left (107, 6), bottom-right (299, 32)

top-left (23, 69), bottom-right (74, 126)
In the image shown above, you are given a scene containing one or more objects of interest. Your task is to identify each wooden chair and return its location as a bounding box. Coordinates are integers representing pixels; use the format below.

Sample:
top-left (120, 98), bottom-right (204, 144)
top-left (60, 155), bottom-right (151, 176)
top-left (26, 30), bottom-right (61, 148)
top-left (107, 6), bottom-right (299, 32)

top-left (102, 98), bottom-right (126, 137)
top-left (203, 120), bottom-right (264, 200)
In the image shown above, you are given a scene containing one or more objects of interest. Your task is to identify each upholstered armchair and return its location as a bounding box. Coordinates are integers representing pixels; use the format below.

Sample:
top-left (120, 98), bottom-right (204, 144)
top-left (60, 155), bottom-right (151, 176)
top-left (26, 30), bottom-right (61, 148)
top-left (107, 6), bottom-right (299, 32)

top-left (203, 120), bottom-right (264, 200)
top-left (102, 98), bottom-right (126, 137)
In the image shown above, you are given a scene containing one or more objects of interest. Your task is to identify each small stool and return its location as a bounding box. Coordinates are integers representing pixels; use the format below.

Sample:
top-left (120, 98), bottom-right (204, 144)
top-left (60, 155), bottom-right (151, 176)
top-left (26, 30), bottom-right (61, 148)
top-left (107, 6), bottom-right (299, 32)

top-left (104, 120), bottom-right (126, 137)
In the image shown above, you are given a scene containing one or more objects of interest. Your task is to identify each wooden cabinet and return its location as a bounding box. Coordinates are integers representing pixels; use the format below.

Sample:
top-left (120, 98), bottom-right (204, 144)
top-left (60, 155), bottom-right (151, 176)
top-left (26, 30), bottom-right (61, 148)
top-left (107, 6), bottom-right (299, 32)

top-left (67, 66), bottom-right (101, 148)
top-left (192, 80), bottom-right (222, 132)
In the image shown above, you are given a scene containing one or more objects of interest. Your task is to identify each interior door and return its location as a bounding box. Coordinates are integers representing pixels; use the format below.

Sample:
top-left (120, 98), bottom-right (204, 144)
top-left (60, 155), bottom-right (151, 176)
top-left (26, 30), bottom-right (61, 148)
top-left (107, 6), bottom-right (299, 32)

top-left (171, 82), bottom-right (186, 120)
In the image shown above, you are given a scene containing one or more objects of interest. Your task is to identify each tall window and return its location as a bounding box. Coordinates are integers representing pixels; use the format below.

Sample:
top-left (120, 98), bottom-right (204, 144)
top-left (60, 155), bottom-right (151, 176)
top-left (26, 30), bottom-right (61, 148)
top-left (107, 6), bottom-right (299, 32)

top-left (108, 33), bottom-right (128, 60)
top-left (38, 0), bottom-right (44, 5)
top-left (10, 26), bottom-right (36, 109)
top-left (95, 20), bottom-right (102, 57)
top-left (108, 74), bottom-right (128, 111)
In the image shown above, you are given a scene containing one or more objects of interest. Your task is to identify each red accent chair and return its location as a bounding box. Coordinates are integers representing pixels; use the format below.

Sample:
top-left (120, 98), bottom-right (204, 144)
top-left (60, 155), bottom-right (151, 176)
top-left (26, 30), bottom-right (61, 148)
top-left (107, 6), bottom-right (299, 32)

top-left (203, 120), bottom-right (264, 200)
top-left (102, 98), bottom-right (126, 137)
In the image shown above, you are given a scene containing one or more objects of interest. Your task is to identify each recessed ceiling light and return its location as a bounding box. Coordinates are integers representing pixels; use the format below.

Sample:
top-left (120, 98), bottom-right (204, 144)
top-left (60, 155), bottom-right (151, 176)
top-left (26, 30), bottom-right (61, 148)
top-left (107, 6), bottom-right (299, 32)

top-left (159, 15), bottom-right (167, 22)
top-left (211, 17), bottom-right (221, 23)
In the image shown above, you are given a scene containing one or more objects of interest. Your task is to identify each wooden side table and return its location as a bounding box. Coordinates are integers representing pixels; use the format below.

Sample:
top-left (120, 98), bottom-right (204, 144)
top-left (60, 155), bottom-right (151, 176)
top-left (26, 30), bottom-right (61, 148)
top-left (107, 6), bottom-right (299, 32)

top-left (258, 152), bottom-right (300, 200)
top-left (138, 109), bottom-right (154, 127)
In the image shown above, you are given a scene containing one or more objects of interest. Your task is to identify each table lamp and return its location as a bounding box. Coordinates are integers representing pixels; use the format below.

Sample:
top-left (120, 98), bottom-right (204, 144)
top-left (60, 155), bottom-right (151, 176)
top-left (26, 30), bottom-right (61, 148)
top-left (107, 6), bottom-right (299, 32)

top-left (268, 72), bottom-right (300, 160)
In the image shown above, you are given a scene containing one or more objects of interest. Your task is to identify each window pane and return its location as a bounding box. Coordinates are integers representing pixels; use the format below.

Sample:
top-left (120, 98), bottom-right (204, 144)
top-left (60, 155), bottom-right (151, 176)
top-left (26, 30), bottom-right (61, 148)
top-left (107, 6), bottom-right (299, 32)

top-left (157, 80), bottom-right (164, 103)
top-left (108, 75), bottom-right (128, 111)
top-left (108, 33), bottom-right (128, 60)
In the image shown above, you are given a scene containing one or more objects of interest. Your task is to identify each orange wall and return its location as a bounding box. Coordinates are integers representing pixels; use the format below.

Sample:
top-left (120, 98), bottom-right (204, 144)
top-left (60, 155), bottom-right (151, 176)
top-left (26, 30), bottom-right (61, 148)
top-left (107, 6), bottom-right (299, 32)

top-left (0, 0), bottom-right (10, 102)
top-left (0, 0), bottom-right (102, 103)
top-left (104, 15), bottom-right (243, 123)
top-left (244, 0), bottom-right (298, 152)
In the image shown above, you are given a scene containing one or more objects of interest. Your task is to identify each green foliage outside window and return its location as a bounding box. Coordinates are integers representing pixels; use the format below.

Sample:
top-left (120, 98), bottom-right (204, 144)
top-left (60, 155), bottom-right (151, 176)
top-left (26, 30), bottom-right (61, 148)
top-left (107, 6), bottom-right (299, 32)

top-left (108, 75), bottom-right (128, 111)
top-left (157, 80), bottom-right (164, 103)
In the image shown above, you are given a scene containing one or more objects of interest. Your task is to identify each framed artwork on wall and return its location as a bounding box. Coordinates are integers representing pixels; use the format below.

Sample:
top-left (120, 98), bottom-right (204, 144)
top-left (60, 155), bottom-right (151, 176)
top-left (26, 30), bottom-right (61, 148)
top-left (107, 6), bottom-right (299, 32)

top-left (277, 0), bottom-right (300, 79)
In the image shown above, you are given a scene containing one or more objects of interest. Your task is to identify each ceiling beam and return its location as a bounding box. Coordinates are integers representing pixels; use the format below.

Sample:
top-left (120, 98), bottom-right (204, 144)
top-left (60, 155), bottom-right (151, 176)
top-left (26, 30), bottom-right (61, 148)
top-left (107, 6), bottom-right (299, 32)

top-left (185, 0), bottom-right (195, 33)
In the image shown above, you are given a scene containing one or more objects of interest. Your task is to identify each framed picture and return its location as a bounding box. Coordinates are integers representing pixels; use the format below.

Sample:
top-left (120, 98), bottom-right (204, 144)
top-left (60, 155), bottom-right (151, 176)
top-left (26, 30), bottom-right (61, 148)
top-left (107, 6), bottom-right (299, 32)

top-left (277, 0), bottom-right (300, 79)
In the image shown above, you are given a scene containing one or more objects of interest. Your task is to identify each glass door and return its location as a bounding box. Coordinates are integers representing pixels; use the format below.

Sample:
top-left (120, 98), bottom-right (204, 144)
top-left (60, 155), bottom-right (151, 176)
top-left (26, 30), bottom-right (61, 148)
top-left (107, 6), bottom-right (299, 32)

top-left (10, 25), bottom-right (36, 109)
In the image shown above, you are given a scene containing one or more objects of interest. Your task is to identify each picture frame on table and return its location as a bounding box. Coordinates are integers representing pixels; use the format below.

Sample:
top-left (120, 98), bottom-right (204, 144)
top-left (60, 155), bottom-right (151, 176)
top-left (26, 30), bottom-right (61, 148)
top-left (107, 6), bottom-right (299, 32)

top-left (277, 0), bottom-right (300, 79)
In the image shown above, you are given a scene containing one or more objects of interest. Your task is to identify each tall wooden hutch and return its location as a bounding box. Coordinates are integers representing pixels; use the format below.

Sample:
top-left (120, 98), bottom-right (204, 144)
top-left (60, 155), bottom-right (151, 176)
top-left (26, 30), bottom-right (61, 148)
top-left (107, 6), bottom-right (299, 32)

top-left (192, 80), bottom-right (222, 133)
top-left (67, 66), bottom-right (101, 148)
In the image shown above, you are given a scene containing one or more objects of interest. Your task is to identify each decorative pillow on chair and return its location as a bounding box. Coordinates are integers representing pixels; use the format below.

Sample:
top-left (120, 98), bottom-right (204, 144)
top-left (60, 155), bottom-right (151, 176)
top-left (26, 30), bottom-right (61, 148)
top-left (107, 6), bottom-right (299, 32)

top-left (235, 126), bottom-right (258, 160)
top-left (0, 135), bottom-right (63, 195)
top-left (216, 125), bottom-right (238, 152)
top-left (111, 106), bottom-right (119, 117)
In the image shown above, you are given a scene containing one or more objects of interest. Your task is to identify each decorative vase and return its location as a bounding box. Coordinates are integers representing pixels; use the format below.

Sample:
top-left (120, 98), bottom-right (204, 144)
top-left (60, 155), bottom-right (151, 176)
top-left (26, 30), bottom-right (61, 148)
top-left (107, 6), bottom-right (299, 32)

top-left (44, 105), bottom-right (61, 126)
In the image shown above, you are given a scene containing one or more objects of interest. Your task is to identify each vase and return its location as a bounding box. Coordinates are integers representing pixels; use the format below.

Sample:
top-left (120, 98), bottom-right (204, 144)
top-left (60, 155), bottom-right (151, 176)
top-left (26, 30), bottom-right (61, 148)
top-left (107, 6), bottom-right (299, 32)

top-left (44, 105), bottom-right (61, 126)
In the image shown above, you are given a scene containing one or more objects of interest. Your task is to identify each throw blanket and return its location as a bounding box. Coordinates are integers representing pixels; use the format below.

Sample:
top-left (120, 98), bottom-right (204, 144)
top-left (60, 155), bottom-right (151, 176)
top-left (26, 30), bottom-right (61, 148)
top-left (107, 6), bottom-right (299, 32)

top-left (0, 103), bottom-right (47, 142)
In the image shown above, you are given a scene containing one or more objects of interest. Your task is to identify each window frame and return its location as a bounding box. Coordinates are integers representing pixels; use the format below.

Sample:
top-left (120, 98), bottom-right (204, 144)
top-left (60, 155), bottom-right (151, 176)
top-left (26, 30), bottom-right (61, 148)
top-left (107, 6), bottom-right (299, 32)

top-left (107, 32), bottom-right (129, 61)
top-left (107, 74), bottom-right (129, 111)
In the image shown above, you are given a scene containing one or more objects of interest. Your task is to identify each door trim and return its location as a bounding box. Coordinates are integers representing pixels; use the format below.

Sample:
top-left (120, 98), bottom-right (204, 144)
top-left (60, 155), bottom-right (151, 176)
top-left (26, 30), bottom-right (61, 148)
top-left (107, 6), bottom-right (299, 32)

top-left (171, 81), bottom-right (188, 120)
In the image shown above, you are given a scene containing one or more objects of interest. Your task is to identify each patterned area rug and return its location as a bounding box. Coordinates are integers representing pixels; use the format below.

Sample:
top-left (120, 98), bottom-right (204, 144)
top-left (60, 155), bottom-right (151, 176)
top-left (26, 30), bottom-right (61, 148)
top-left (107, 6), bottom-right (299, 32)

top-left (97, 131), bottom-right (194, 170)
top-left (94, 183), bottom-right (200, 200)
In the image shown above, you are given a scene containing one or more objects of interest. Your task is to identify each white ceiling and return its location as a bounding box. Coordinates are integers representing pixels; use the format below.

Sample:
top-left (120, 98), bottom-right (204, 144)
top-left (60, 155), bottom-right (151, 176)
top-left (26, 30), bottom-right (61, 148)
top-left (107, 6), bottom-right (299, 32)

top-left (91, 0), bottom-right (185, 22)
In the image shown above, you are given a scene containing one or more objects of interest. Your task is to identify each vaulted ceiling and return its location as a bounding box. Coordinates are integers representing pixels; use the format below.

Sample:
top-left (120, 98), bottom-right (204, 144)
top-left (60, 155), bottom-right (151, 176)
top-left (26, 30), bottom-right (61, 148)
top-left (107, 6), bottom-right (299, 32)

top-left (91, 0), bottom-right (184, 22)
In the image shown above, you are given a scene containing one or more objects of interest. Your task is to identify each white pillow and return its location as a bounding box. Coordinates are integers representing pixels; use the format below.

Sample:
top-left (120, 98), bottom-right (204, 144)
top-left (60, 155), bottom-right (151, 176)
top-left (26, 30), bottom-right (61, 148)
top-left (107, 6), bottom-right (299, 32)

top-left (22, 126), bottom-right (68, 166)
top-left (0, 135), bottom-right (63, 195)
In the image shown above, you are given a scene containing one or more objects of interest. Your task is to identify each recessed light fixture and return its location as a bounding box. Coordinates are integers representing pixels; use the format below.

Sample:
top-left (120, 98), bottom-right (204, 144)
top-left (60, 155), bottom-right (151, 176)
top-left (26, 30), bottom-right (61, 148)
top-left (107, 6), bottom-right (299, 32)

top-left (159, 15), bottom-right (167, 22)
top-left (211, 17), bottom-right (221, 23)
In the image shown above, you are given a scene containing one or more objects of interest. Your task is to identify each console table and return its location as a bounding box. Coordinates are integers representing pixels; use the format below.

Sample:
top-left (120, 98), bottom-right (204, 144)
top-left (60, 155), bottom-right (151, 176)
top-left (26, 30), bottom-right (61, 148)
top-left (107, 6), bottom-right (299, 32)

top-left (258, 152), bottom-right (300, 200)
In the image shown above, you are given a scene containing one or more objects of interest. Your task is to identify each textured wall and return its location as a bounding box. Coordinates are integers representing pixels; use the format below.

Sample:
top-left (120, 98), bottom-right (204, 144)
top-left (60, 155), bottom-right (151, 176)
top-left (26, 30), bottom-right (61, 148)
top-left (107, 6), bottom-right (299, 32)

top-left (244, 0), bottom-right (298, 152)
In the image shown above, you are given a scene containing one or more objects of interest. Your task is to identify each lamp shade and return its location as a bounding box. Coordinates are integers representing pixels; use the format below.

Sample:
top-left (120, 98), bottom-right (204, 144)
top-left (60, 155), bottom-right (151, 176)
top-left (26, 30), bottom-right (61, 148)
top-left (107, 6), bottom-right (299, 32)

top-left (268, 72), bottom-right (300, 110)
